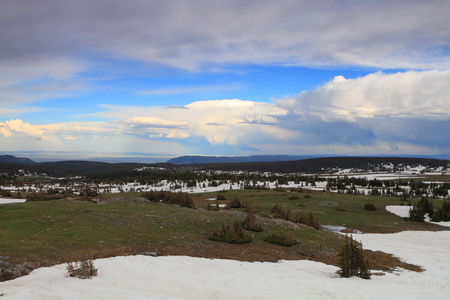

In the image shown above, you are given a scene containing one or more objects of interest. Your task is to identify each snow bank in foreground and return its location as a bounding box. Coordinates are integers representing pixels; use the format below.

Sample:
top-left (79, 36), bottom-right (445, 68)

top-left (2, 228), bottom-right (450, 299)
top-left (1, 205), bottom-right (449, 299)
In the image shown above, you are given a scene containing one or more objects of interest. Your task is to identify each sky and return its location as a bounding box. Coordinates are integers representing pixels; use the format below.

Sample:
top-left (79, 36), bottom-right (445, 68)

top-left (1, 0), bottom-right (450, 162)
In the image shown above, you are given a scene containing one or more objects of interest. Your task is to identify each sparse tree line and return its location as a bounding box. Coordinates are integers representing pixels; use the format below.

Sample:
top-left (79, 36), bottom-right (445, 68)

top-left (1, 168), bottom-right (449, 203)
top-left (408, 197), bottom-right (450, 222)
top-left (325, 176), bottom-right (449, 198)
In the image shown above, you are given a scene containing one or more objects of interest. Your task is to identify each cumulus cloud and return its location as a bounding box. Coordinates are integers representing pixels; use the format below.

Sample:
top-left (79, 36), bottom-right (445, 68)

top-left (100, 99), bottom-right (291, 145)
top-left (0, 119), bottom-right (43, 139)
top-left (70, 70), bottom-right (450, 154)
top-left (275, 70), bottom-right (450, 149)
top-left (280, 70), bottom-right (450, 121)
top-left (1, 71), bottom-right (449, 156)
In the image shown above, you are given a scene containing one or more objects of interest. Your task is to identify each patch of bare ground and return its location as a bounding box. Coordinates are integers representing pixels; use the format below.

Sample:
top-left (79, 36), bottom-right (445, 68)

top-left (2, 236), bottom-right (423, 282)
top-left (82, 240), bottom-right (423, 275)
top-left (364, 250), bottom-right (423, 273)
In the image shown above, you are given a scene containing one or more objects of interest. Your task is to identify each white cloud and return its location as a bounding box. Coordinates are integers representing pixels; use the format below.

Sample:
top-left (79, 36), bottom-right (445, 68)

top-left (283, 70), bottom-right (450, 121)
top-left (275, 70), bottom-right (450, 149)
top-left (88, 71), bottom-right (450, 154)
top-left (0, 119), bottom-right (44, 139)
top-left (1, 70), bottom-right (449, 156)
top-left (119, 116), bottom-right (189, 129)
top-left (100, 99), bottom-right (291, 145)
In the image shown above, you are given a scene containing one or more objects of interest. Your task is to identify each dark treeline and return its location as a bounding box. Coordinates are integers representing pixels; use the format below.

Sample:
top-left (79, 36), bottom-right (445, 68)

top-left (1, 156), bottom-right (449, 181)
top-left (188, 157), bottom-right (450, 174)
top-left (84, 169), bottom-right (324, 187)
top-left (325, 176), bottom-right (449, 198)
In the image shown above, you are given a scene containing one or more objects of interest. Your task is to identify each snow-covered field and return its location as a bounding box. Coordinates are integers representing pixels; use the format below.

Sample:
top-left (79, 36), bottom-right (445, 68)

top-left (1, 206), bottom-right (449, 299)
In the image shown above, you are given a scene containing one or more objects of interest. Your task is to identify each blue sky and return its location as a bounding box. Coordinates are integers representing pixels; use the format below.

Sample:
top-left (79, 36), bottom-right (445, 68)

top-left (1, 1), bottom-right (450, 162)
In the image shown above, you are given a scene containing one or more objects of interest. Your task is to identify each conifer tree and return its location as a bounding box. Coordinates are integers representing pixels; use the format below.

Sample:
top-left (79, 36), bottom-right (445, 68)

top-left (338, 235), bottom-right (371, 279)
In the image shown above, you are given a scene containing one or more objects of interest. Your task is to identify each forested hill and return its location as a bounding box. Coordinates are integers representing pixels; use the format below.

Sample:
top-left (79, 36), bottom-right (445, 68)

top-left (167, 155), bottom-right (315, 164)
top-left (39, 161), bottom-right (157, 175)
top-left (184, 156), bottom-right (450, 174)
top-left (0, 155), bottom-right (37, 165)
top-left (1, 155), bottom-right (449, 177)
top-left (0, 155), bottom-right (162, 176)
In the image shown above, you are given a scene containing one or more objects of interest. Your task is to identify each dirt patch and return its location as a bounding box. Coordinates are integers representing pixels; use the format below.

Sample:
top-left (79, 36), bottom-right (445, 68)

top-left (78, 239), bottom-right (421, 275)
top-left (2, 237), bottom-right (423, 282)
top-left (364, 250), bottom-right (423, 273)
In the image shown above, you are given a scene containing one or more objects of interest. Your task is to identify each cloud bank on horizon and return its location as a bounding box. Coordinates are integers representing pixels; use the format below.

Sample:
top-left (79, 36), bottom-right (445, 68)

top-left (1, 0), bottom-right (449, 160)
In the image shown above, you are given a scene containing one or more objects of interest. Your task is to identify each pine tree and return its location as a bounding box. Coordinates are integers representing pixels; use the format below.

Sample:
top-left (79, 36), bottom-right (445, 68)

top-left (338, 235), bottom-right (371, 279)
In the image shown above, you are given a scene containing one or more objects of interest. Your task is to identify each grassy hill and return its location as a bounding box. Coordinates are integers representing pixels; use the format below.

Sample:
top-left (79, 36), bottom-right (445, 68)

top-left (0, 189), bottom-right (435, 280)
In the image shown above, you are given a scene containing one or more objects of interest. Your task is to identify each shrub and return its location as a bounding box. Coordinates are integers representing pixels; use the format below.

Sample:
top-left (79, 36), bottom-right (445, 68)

top-left (243, 201), bottom-right (259, 213)
top-left (142, 190), bottom-right (195, 209)
top-left (66, 250), bottom-right (98, 279)
top-left (264, 233), bottom-right (296, 247)
top-left (270, 204), bottom-right (292, 221)
top-left (242, 212), bottom-right (263, 232)
top-left (228, 197), bottom-right (241, 208)
top-left (0, 188), bottom-right (12, 197)
top-left (294, 211), bottom-right (320, 229)
top-left (216, 194), bottom-right (226, 200)
top-left (288, 194), bottom-right (299, 200)
top-left (364, 203), bottom-right (377, 211)
top-left (207, 203), bottom-right (220, 211)
top-left (26, 191), bottom-right (64, 202)
top-left (209, 220), bottom-right (252, 244)
top-left (304, 194), bottom-right (312, 198)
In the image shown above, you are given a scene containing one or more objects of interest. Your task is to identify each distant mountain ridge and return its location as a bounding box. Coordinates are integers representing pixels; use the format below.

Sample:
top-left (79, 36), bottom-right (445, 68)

top-left (0, 155), bottom-right (37, 165)
top-left (166, 155), bottom-right (316, 164)
top-left (1, 154), bottom-right (450, 176)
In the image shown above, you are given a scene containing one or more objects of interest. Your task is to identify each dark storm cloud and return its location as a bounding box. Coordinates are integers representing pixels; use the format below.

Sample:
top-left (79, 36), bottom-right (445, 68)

top-left (2, 0), bottom-right (450, 70)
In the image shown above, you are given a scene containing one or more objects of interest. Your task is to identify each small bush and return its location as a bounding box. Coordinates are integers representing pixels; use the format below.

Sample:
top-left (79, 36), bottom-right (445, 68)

top-left (142, 190), bottom-right (195, 209)
top-left (243, 201), bottom-right (259, 213)
top-left (228, 197), bottom-right (241, 208)
top-left (216, 194), bottom-right (226, 200)
top-left (209, 220), bottom-right (252, 244)
top-left (335, 208), bottom-right (348, 212)
top-left (270, 204), bottom-right (292, 221)
top-left (264, 233), bottom-right (296, 247)
top-left (364, 203), bottom-right (377, 211)
top-left (294, 211), bottom-right (320, 229)
top-left (26, 192), bottom-right (64, 202)
top-left (242, 212), bottom-right (263, 232)
top-left (304, 194), bottom-right (312, 198)
top-left (66, 250), bottom-right (98, 279)
top-left (288, 194), bottom-right (299, 200)
top-left (0, 189), bottom-right (13, 197)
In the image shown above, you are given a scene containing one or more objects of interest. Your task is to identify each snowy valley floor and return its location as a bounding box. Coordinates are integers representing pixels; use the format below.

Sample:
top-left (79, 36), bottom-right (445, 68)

top-left (1, 206), bottom-right (449, 299)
